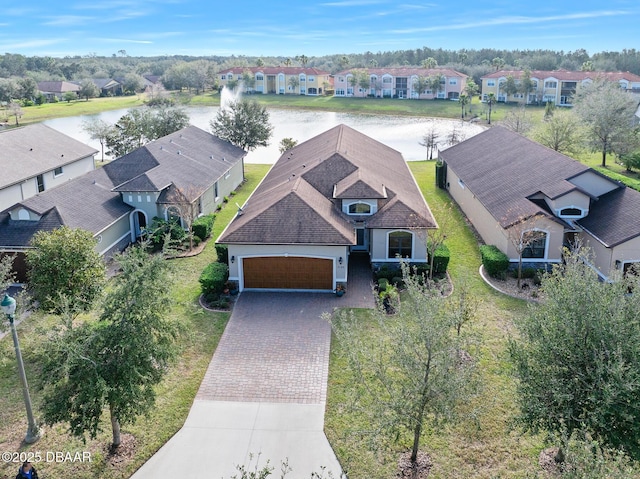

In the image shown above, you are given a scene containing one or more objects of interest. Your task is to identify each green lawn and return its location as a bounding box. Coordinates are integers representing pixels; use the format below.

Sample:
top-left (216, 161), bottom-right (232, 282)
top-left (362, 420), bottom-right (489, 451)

top-left (325, 161), bottom-right (544, 479)
top-left (0, 163), bottom-right (269, 479)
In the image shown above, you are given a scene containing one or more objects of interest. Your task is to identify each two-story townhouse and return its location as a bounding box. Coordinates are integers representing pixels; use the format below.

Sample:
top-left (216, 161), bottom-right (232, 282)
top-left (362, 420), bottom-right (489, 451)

top-left (0, 124), bottom-right (97, 212)
top-left (333, 67), bottom-right (467, 100)
top-left (218, 67), bottom-right (332, 95)
top-left (481, 70), bottom-right (640, 106)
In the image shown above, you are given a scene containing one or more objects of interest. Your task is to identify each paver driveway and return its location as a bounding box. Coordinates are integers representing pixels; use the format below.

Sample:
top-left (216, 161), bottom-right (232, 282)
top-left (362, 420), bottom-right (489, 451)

top-left (132, 257), bottom-right (375, 479)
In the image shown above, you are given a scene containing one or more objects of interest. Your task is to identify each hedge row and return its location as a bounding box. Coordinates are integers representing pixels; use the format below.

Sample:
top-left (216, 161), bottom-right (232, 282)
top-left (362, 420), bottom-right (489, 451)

top-left (480, 245), bottom-right (510, 277)
top-left (430, 243), bottom-right (450, 274)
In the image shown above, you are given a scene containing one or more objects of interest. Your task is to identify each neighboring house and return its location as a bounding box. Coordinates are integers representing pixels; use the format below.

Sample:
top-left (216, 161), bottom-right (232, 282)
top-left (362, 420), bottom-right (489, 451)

top-left (218, 67), bottom-right (332, 95)
top-left (481, 69), bottom-right (640, 106)
top-left (333, 67), bottom-right (467, 100)
top-left (36, 81), bottom-right (81, 101)
top-left (0, 123), bottom-right (97, 212)
top-left (439, 126), bottom-right (640, 279)
top-left (0, 125), bottom-right (246, 282)
top-left (217, 124), bottom-right (437, 292)
top-left (91, 78), bottom-right (123, 96)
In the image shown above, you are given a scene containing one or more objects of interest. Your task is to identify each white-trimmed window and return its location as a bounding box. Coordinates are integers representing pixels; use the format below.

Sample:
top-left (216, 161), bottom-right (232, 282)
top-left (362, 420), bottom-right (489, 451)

top-left (544, 81), bottom-right (558, 89)
top-left (487, 80), bottom-right (496, 86)
top-left (256, 74), bottom-right (264, 81)
top-left (449, 78), bottom-right (457, 85)
top-left (558, 206), bottom-right (586, 219)
top-left (388, 230), bottom-right (413, 259)
top-left (522, 230), bottom-right (548, 259)
top-left (347, 202), bottom-right (372, 215)
top-left (54, 166), bottom-right (63, 177)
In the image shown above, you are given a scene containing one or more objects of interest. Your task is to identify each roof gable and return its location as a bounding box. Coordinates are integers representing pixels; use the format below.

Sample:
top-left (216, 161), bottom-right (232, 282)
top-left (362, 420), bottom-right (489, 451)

top-left (578, 187), bottom-right (640, 247)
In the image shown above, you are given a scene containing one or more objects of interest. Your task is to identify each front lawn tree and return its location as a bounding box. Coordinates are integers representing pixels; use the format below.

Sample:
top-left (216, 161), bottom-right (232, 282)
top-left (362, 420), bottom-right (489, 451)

top-left (26, 226), bottom-right (106, 315)
top-left (530, 108), bottom-right (585, 156)
top-left (210, 98), bottom-right (273, 151)
top-left (504, 214), bottom-right (546, 288)
top-left (509, 246), bottom-right (640, 462)
top-left (82, 118), bottom-right (114, 162)
top-left (78, 79), bottom-right (99, 101)
top-left (40, 245), bottom-right (178, 448)
top-left (327, 262), bottom-right (479, 469)
top-left (573, 79), bottom-right (638, 167)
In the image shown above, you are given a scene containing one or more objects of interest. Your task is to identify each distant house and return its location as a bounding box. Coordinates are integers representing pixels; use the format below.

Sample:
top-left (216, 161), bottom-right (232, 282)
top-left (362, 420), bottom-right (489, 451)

top-left (333, 67), bottom-right (467, 100)
top-left (0, 124), bottom-right (97, 212)
top-left (0, 125), bottom-right (246, 282)
top-left (218, 67), bottom-right (332, 95)
top-left (91, 78), bottom-right (123, 96)
top-left (481, 69), bottom-right (640, 106)
top-left (439, 126), bottom-right (640, 279)
top-left (217, 124), bottom-right (436, 292)
top-left (36, 81), bottom-right (81, 101)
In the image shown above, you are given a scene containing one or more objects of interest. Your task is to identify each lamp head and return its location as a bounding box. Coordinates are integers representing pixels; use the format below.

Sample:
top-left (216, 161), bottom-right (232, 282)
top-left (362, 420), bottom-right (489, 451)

top-left (1, 293), bottom-right (17, 320)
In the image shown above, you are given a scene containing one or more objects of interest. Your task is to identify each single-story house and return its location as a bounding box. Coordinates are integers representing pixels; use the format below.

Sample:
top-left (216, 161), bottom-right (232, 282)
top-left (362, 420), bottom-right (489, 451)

top-left (0, 125), bottom-right (246, 282)
top-left (0, 123), bottom-right (97, 212)
top-left (91, 78), bottom-right (123, 96)
top-left (217, 124), bottom-right (437, 292)
top-left (36, 81), bottom-right (81, 101)
top-left (439, 126), bottom-right (640, 279)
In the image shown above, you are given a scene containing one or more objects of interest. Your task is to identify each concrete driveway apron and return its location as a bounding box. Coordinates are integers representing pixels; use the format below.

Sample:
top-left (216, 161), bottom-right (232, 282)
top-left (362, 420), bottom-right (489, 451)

top-left (131, 276), bottom-right (374, 479)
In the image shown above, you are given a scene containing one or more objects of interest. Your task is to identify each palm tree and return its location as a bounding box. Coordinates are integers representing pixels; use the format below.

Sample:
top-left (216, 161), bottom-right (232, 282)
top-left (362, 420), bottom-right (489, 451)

top-left (486, 93), bottom-right (496, 124)
top-left (369, 59), bottom-right (378, 68)
top-left (422, 57), bottom-right (438, 69)
top-left (283, 58), bottom-right (292, 67)
top-left (256, 58), bottom-right (265, 67)
top-left (459, 94), bottom-right (470, 119)
top-left (296, 55), bottom-right (309, 67)
top-left (491, 57), bottom-right (505, 71)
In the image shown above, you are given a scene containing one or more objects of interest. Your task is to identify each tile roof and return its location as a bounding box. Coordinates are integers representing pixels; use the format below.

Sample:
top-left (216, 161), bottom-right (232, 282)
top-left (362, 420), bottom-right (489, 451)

top-left (218, 124), bottom-right (435, 245)
top-left (335, 67), bottom-right (466, 78)
top-left (439, 126), bottom-right (589, 227)
top-left (483, 69), bottom-right (640, 83)
top-left (0, 124), bottom-right (97, 189)
top-left (578, 187), bottom-right (640, 247)
top-left (220, 67), bottom-right (330, 76)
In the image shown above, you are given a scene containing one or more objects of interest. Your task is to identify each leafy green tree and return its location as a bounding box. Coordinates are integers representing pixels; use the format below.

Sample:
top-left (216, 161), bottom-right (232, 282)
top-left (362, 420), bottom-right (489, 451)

top-left (105, 105), bottom-right (189, 157)
top-left (502, 75), bottom-right (518, 100)
top-left (210, 98), bottom-right (273, 151)
top-left (0, 254), bottom-right (15, 292)
top-left (62, 91), bottom-right (77, 103)
top-left (278, 137), bottom-right (298, 153)
top-left (427, 74), bottom-right (443, 99)
top-left (16, 77), bottom-right (37, 100)
top-left (40, 245), bottom-right (178, 447)
top-left (573, 79), bottom-right (638, 167)
top-left (78, 79), bottom-right (99, 101)
top-left (327, 262), bottom-right (479, 466)
top-left (413, 76), bottom-right (429, 98)
top-left (620, 150), bottom-right (640, 172)
top-left (518, 68), bottom-right (535, 104)
top-left (464, 78), bottom-right (480, 99)
top-left (288, 76), bottom-right (299, 94)
top-left (491, 57), bottom-right (506, 71)
top-left (122, 73), bottom-right (144, 94)
top-left (509, 247), bottom-right (640, 462)
top-left (26, 227), bottom-right (106, 315)
top-left (242, 69), bottom-right (256, 93)
top-left (82, 118), bottom-right (114, 162)
top-left (530, 109), bottom-right (585, 155)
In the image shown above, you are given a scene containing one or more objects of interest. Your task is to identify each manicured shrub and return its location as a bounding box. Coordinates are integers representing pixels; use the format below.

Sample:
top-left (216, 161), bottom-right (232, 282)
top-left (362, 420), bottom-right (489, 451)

top-left (199, 262), bottom-right (229, 296)
top-left (480, 244), bottom-right (510, 277)
top-left (215, 244), bottom-right (229, 264)
top-left (378, 278), bottom-right (389, 291)
top-left (430, 243), bottom-right (450, 274)
top-left (147, 217), bottom-right (187, 247)
top-left (192, 214), bottom-right (215, 241)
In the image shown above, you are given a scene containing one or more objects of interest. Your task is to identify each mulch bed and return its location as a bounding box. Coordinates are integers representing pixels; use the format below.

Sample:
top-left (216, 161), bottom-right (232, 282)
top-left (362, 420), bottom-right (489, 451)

top-left (396, 451), bottom-right (432, 479)
top-left (105, 433), bottom-right (137, 466)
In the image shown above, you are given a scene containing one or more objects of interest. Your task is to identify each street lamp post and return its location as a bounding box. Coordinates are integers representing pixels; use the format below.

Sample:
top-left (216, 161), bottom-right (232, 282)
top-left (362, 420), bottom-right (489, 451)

top-left (1, 293), bottom-right (40, 444)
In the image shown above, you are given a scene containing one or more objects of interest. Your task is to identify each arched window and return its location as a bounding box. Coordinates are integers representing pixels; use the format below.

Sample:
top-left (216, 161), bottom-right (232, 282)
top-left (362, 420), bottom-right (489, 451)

top-left (560, 207), bottom-right (583, 217)
top-left (348, 202), bottom-right (371, 214)
top-left (388, 231), bottom-right (412, 258)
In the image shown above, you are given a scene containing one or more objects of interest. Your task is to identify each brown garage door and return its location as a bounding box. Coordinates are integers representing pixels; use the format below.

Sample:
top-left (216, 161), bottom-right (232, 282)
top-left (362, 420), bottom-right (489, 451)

top-left (243, 256), bottom-right (333, 290)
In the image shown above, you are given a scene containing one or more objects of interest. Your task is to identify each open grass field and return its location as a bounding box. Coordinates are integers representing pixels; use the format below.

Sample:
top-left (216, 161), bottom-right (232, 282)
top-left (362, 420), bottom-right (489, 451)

top-left (0, 163), bottom-right (270, 479)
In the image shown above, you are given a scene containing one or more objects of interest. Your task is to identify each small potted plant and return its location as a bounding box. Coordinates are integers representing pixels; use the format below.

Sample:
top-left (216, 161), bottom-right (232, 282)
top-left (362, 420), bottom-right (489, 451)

top-left (335, 283), bottom-right (346, 297)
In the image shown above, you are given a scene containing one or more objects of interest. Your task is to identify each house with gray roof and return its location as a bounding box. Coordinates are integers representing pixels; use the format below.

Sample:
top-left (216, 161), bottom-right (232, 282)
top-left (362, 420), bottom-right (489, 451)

top-left (0, 125), bottom-right (246, 281)
top-left (439, 126), bottom-right (640, 279)
top-left (0, 123), bottom-right (97, 212)
top-left (36, 81), bottom-right (81, 101)
top-left (217, 124), bottom-right (437, 292)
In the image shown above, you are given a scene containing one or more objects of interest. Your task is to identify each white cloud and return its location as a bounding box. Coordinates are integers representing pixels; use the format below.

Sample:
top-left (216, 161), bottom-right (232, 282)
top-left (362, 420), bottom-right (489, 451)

top-left (42, 15), bottom-right (95, 27)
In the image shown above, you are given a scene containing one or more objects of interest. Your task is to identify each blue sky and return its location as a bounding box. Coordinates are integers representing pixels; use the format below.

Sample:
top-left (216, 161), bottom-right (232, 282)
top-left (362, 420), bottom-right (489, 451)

top-left (1, 0), bottom-right (638, 58)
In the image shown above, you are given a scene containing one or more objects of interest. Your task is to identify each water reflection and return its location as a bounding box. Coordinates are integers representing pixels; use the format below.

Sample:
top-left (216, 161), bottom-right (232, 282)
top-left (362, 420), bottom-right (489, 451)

top-left (44, 106), bottom-right (485, 163)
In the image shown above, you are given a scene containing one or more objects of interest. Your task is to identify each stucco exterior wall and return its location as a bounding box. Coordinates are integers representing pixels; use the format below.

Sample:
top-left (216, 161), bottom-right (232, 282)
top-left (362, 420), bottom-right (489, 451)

top-left (569, 170), bottom-right (619, 197)
top-left (503, 216), bottom-right (565, 262)
top-left (96, 215), bottom-right (131, 257)
top-left (370, 228), bottom-right (428, 264)
top-left (580, 230), bottom-right (640, 279)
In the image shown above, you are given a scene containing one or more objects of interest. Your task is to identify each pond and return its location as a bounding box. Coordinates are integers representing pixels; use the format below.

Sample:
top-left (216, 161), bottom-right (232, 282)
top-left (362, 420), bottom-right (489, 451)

top-left (44, 105), bottom-right (485, 163)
